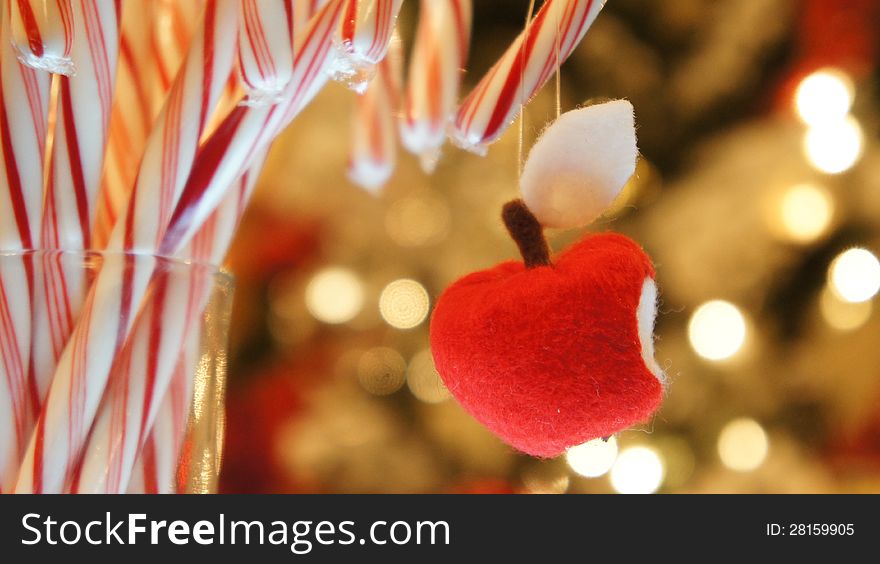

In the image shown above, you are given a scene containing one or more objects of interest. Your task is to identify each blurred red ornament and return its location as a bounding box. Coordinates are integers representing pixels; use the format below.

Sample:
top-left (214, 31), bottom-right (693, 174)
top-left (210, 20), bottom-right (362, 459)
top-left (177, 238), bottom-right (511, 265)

top-left (221, 364), bottom-right (305, 493)
top-left (827, 389), bottom-right (880, 474)
top-left (776, 0), bottom-right (878, 108)
top-left (221, 338), bottom-right (343, 493)
top-left (227, 204), bottom-right (324, 280)
top-left (799, 0), bottom-right (878, 75)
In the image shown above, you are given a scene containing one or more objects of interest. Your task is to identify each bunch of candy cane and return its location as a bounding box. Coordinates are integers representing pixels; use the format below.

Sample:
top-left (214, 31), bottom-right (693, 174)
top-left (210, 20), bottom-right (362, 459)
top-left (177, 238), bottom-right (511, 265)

top-left (0, 0), bottom-right (606, 494)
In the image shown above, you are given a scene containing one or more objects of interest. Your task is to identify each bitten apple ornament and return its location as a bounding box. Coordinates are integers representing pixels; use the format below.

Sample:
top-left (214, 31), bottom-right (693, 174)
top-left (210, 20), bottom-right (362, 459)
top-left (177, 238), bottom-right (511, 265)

top-left (430, 101), bottom-right (665, 458)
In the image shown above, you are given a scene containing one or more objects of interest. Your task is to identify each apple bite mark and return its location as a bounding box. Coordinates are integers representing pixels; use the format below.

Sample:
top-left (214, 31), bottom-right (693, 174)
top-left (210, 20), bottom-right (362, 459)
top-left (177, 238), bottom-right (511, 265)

top-left (637, 277), bottom-right (665, 385)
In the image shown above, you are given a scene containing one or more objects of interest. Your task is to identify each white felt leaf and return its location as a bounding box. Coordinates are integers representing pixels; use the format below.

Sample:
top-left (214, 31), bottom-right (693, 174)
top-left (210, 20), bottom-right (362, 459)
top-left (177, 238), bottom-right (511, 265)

top-left (520, 99), bottom-right (638, 229)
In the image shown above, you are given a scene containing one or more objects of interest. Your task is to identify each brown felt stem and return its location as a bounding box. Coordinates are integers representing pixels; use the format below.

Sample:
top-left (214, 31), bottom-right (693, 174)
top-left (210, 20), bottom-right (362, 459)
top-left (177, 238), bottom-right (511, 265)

top-left (502, 199), bottom-right (551, 268)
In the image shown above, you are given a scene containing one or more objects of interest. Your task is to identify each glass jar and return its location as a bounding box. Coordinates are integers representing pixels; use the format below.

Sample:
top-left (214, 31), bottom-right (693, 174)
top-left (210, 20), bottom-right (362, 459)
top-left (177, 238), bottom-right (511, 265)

top-left (0, 251), bottom-right (233, 494)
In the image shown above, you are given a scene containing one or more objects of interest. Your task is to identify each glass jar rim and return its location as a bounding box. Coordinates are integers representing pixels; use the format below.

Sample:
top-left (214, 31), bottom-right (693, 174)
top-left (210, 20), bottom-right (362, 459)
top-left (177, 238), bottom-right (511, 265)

top-left (0, 248), bottom-right (234, 286)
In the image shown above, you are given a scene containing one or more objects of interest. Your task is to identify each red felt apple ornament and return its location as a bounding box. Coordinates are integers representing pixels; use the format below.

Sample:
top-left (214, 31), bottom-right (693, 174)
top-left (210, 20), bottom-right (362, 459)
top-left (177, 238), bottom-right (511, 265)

top-left (430, 101), bottom-right (665, 458)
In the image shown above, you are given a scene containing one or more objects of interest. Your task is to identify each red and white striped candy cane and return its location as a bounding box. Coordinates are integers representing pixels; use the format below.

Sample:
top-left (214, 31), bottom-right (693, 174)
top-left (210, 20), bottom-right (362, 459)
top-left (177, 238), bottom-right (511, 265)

top-left (18, 0), bottom-right (341, 494)
top-left (8, 0), bottom-right (75, 75)
top-left (103, 1), bottom-right (237, 255)
top-left (179, 153), bottom-right (268, 269)
top-left (168, 0), bottom-right (345, 248)
top-left (124, 13), bottom-right (344, 477)
top-left (149, 0), bottom-right (206, 105)
top-left (0, 254), bottom-right (35, 493)
top-left (126, 326), bottom-right (200, 494)
top-left (399, 0), bottom-right (471, 171)
top-left (332, 0), bottom-right (402, 92)
top-left (74, 150), bottom-right (266, 494)
top-left (94, 1), bottom-right (208, 250)
top-left (127, 158), bottom-right (262, 494)
top-left (0, 13), bottom-right (47, 252)
top-left (157, 0), bottom-right (346, 258)
top-left (71, 254), bottom-right (214, 494)
top-left (347, 35), bottom-right (401, 193)
top-left (27, 2), bottom-right (120, 479)
top-left (237, 0), bottom-right (294, 106)
top-left (0, 13), bottom-right (48, 266)
top-left (93, 0), bottom-right (207, 250)
top-left (14, 0), bottom-right (239, 494)
top-left (293, 0), bottom-right (329, 38)
top-left (452, 0), bottom-right (606, 151)
top-left (0, 11), bottom-right (50, 493)
top-left (0, 12), bottom-right (48, 257)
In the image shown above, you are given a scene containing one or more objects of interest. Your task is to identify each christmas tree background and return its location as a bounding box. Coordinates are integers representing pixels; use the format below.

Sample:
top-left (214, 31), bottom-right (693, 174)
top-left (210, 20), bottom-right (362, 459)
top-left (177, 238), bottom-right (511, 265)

top-left (219, 0), bottom-right (880, 494)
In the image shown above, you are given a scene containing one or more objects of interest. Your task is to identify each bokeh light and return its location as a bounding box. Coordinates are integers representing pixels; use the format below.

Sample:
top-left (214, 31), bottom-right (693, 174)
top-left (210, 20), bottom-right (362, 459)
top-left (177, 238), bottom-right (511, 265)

top-left (717, 418), bottom-right (769, 472)
top-left (406, 349), bottom-right (451, 404)
top-left (357, 348), bottom-right (407, 396)
top-left (566, 436), bottom-right (619, 478)
top-left (610, 446), bottom-right (665, 494)
top-left (803, 115), bottom-right (863, 174)
top-left (828, 248), bottom-right (880, 303)
top-left (379, 279), bottom-right (430, 329)
top-left (688, 300), bottom-right (747, 361)
top-left (778, 183), bottom-right (834, 243)
top-left (304, 267), bottom-right (365, 324)
top-left (819, 287), bottom-right (873, 331)
top-left (794, 68), bottom-right (854, 126)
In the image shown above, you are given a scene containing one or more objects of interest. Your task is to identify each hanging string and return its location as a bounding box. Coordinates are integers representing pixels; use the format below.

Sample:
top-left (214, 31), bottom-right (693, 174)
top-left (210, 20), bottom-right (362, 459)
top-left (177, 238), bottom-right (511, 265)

top-left (517, 0), bottom-right (537, 179)
top-left (554, 1), bottom-right (561, 120)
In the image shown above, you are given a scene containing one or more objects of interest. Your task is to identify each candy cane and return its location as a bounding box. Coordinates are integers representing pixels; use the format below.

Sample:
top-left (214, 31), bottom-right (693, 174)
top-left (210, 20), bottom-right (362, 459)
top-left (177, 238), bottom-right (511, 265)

top-left (8, 0), bottom-right (75, 75)
top-left (180, 154), bottom-right (268, 269)
top-left (0, 12), bottom-right (48, 264)
top-left (93, 1), bottom-right (208, 251)
top-left (157, 0), bottom-right (346, 258)
top-left (71, 255), bottom-right (212, 493)
top-left (104, 2), bottom-right (238, 256)
top-left (126, 165), bottom-right (255, 494)
top-left (149, 0), bottom-right (207, 104)
top-left (332, 0), bottom-right (402, 92)
top-left (0, 13), bottom-right (47, 251)
top-left (16, 0), bottom-right (342, 495)
top-left (25, 2), bottom-right (120, 486)
top-left (348, 35), bottom-right (401, 193)
top-left (14, 0), bottom-right (239, 494)
top-left (74, 152), bottom-right (265, 494)
top-left (95, 10), bottom-right (347, 494)
top-left (400, 0), bottom-right (471, 171)
top-left (237, 0), bottom-right (294, 106)
top-left (126, 325), bottom-right (200, 494)
top-left (94, 2), bottom-right (158, 249)
top-left (0, 11), bottom-right (50, 493)
top-left (452, 0), bottom-right (606, 151)
top-left (293, 0), bottom-right (329, 37)
top-left (0, 253), bottom-right (36, 494)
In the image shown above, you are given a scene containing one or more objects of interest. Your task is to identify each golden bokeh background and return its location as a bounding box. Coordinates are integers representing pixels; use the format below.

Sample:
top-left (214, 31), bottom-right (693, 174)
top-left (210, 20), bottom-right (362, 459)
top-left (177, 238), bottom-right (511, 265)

top-left (219, 0), bottom-right (880, 494)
